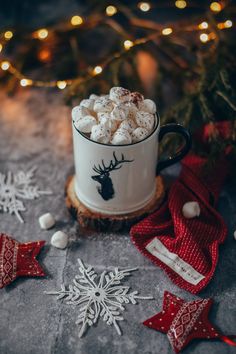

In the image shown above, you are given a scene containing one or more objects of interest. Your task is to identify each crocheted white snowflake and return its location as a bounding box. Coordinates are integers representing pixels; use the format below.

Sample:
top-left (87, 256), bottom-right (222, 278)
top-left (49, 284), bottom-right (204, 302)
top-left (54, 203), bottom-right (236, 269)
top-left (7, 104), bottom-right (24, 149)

top-left (45, 258), bottom-right (153, 337)
top-left (0, 167), bottom-right (51, 223)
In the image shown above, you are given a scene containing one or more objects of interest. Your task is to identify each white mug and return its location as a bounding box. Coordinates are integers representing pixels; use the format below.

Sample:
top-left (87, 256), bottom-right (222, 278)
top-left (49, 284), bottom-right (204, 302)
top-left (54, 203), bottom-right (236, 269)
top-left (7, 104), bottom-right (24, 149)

top-left (72, 115), bottom-right (191, 215)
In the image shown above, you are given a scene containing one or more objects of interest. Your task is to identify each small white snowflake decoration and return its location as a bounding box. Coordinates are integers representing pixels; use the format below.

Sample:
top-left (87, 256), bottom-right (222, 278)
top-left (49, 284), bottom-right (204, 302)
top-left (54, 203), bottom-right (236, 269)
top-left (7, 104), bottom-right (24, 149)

top-left (0, 166), bottom-right (52, 223)
top-left (45, 258), bottom-right (153, 337)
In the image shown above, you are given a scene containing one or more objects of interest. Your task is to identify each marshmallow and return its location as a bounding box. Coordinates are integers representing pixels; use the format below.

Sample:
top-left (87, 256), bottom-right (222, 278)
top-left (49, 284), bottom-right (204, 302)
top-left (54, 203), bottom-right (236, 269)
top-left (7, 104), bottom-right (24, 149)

top-left (73, 87), bottom-right (157, 145)
top-left (139, 99), bottom-right (156, 114)
top-left (111, 104), bottom-right (129, 121)
top-left (119, 119), bottom-right (137, 133)
top-left (39, 213), bottom-right (55, 230)
top-left (94, 97), bottom-right (113, 113)
top-left (74, 115), bottom-right (97, 133)
top-left (111, 128), bottom-right (132, 145)
top-left (51, 231), bottom-right (68, 249)
top-left (80, 98), bottom-right (95, 111)
top-left (125, 102), bottom-right (138, 120)
top-left (97, 112), bottom-right (110, 121)
top-left (89, 94), bottom-right (99, 100)
top-left (182, 201), bottom-right (200, 219)
top-left (131, 127), bottom-right (149, 143)
top-left (135, 111), bottom-right (155, 131)
top-left (72, 105), bottom-right (90, 122)
top-left (109, 87), bottom-right (130, 104)
top-left (91, 124), bottom-right (111, 144)
top-left (130, 91), bottom-right (144, 106)
top-left (98, 113), bottom-right (118, 132)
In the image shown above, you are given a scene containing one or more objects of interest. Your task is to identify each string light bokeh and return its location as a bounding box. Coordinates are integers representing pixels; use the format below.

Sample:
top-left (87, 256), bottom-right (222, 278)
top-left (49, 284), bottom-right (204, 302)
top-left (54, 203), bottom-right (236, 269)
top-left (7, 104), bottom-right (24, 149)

top-left (0, 1), bottom-right (234, 90)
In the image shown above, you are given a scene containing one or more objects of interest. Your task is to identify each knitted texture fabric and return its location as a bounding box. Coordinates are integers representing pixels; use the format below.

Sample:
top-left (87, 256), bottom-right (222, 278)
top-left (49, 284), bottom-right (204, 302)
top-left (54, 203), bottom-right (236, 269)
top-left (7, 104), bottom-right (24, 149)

top-left (130, 155), bottom-right (228, 294)
top-left (0, 233), bottom-right (45, 288)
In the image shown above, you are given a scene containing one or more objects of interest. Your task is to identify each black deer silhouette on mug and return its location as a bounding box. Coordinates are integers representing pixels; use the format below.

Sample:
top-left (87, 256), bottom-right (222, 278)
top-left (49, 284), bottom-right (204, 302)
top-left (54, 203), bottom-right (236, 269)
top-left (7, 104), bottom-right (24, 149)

top-left (91, 152), bottom-right (134, 201)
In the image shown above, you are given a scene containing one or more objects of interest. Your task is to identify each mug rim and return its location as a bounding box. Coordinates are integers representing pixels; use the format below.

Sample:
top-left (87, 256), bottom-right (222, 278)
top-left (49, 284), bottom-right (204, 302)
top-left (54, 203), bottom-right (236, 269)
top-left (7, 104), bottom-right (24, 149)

top-left (72, 113), bottom-right (160, 147)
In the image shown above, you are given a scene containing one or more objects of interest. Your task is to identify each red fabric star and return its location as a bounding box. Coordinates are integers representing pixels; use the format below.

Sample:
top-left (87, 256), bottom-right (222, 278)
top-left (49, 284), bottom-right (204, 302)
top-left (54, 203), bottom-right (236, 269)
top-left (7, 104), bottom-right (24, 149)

top-left (143, 291), bottom-right (236, 353)
top-left (0, 233), bottom-right (46, 288)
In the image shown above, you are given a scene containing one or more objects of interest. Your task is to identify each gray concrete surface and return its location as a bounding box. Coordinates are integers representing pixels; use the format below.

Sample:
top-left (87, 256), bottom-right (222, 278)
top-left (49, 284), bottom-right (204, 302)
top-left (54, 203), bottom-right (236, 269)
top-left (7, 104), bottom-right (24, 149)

top-left (0, 90), bottom-right (235, 354)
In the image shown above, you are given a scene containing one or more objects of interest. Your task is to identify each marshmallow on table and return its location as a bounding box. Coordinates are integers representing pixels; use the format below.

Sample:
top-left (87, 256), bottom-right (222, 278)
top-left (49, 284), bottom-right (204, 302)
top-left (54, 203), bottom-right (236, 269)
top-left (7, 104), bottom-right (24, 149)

top-left (98, 113), bottom-right (118, 132)
top-left (39, 213), bottom-right (55, 230)
top-left (139, 99), bottom-right (156, 114)
top-left (109, 87), bottom-right (130, 104)
top-left (119, 118), bottom-right (137, 133)
top-left (90, 124), bottom-right (111, 143)
top-left (72, 105), bottom-right (90, 122)
top-left (94, 97), bottom-right (114, 113)
top-left (80, 98), bottom-right (95, 111)
top-left (111, 128), bottom-right (132, 145)
top-left (135, 111), bottom-right (155, 131)
top-left (131, 127), bottom-right (149, 143)
top-left (74, 115), bottom-right (97, 133)
top-left (51, 231), bottom-right (68, 249)
top-left (182, 201), bottom-right (200, 219)
top-left (111, 104), bottom-right (129, 121)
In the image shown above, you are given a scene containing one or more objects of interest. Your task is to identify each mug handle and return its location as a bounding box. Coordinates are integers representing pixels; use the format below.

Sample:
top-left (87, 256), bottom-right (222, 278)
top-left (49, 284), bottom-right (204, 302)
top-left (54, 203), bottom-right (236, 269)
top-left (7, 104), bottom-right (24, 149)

top-left (156, 123), bottom-right (192, 174)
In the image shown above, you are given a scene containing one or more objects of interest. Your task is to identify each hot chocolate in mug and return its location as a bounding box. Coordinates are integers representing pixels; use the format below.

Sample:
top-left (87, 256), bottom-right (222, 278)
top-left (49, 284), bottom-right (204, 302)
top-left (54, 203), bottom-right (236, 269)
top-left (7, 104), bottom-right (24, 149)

top-left (72, 114), bottom-right (191, 214)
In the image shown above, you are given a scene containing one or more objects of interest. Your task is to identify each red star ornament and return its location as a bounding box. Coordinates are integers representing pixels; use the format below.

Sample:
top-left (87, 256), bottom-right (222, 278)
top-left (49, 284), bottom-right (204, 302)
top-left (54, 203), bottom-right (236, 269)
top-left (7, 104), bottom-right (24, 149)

top-left (143, 291), bottom-right (236, 353)
top-left (0, 233), bottom-right (46, 288)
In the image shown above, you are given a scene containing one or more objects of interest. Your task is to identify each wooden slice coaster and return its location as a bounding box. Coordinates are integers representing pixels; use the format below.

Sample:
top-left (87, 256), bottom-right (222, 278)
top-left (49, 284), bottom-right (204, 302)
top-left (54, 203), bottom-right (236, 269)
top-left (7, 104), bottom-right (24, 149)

top-left (65, 175), bottom-right (165, 232)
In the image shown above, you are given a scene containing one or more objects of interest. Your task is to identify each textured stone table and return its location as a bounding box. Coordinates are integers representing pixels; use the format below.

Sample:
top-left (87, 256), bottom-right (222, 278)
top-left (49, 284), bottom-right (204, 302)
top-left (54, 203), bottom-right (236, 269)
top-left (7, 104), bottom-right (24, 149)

top-left (0, 90), bottom-right (235, 354)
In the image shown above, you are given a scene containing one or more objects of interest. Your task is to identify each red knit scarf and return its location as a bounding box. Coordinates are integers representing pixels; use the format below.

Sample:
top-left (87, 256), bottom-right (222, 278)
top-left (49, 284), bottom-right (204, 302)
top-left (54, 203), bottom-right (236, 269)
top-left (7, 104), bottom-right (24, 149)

top-left (130, 155), bottom-right (229, 294)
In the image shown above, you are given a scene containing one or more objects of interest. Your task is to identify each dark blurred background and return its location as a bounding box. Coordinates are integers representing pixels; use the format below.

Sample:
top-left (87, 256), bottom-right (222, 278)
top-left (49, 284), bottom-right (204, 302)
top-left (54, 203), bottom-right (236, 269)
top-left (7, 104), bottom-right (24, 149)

top-left (0, 0), bottom-right (208, 27)
top-left (0, 0), bottom-right (235, 161)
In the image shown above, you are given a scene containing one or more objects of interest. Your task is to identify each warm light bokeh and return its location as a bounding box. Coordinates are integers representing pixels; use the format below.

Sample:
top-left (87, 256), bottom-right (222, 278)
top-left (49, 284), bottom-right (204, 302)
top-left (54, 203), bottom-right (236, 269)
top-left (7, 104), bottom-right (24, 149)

top-left (175, 1), bottom-right (187, 9)
top-left (210, 2), bottom-right (222, 12)
top-left (124, 40), bottom-right (134, 50)
top-left (138, 2), bottom-right (151, 12)
top-left (71, 15), bottom-right (83, 26)
top-left (4, 31), bottom-right (13, 40)
top-left (1, 61), bottom-right (10, 70)
top-left (162, 28), bottom-right (173, 36)
top-left (200, 33), bottom-right (209, 43)
top-left (36, 28), bottom-right (49, 40)
top-left (93, 66), bottom-right (103, 75)
top-left (198, 22), bottom-right (208, 30)
top-left (57, 81), bottom-right (67, 89)
top-left (106, 5), bottom-right (117, 16)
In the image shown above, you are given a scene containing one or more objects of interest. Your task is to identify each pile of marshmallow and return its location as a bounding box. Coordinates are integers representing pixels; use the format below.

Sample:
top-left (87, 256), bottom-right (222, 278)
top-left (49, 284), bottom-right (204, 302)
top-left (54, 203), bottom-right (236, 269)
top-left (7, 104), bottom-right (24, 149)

top-left (72, 87), bottom-right (157, 145)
